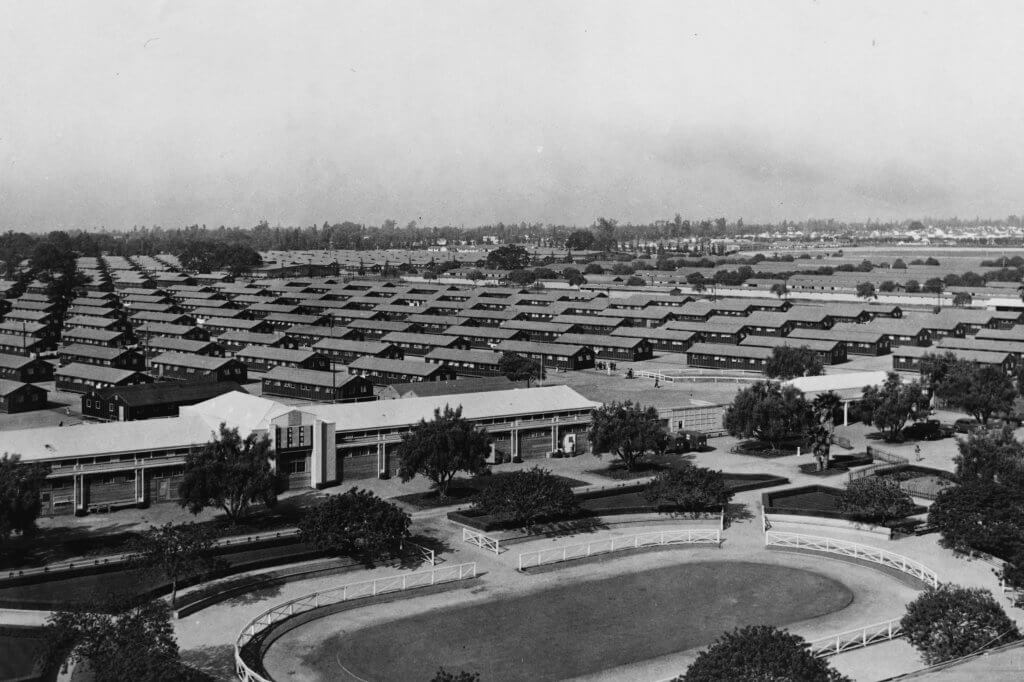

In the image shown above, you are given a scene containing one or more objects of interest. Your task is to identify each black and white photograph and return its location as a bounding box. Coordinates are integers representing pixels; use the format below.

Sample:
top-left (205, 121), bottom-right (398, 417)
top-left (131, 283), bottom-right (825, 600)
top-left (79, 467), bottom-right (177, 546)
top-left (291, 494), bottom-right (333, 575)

top-left (2, 1), bottom-right (1024, 680)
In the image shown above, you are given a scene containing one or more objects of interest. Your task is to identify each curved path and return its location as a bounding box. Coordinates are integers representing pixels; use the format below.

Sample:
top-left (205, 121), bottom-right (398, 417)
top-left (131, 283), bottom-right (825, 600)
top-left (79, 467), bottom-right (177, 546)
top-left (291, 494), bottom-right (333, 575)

top-left (172, 441), bottom-right (1023, 682)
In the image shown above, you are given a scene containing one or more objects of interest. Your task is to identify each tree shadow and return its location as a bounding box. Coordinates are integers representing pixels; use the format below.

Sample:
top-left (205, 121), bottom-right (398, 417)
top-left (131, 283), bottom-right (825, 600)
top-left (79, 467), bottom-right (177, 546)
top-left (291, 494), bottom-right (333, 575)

top-left (397, 533), bottom-right (452, 568)
top-left (221, 581), bottom-right (284, 607)
top-left (1, 521), bottom-right (143, 569)
top-left (529, 517), bottom-right (611, 539)
top-left (181, 643), bottom-right (236, 682)
top-left (723, 502), bottom-right (754, 529)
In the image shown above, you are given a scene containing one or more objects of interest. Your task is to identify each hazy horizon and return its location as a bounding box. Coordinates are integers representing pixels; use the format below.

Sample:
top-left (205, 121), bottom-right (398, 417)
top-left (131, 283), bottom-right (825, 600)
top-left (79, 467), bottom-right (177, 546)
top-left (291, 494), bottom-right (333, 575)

top-left (4, 1), bottom-right (1024, 232)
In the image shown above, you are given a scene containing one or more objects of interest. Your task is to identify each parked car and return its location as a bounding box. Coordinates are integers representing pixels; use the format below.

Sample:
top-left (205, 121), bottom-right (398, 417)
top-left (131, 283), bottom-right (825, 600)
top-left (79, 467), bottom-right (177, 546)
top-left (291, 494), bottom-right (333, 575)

top-left (953, 418), bottom-right (981, 434)
top-left (663, 430), bottom-right (708, 454)
top-left (903, 419), bottom-right (952, 441)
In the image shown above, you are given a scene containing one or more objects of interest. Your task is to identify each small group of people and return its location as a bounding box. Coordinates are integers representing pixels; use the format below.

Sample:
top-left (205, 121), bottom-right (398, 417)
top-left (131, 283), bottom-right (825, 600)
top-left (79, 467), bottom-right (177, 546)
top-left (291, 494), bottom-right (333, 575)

top-left (595, 361), bottom-right (618, 371)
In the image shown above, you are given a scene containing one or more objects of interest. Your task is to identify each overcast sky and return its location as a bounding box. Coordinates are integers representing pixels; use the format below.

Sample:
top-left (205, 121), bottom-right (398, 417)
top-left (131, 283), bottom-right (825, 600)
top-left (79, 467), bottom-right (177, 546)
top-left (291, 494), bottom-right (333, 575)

top-left (2, 1), bottom-right (1024, 231)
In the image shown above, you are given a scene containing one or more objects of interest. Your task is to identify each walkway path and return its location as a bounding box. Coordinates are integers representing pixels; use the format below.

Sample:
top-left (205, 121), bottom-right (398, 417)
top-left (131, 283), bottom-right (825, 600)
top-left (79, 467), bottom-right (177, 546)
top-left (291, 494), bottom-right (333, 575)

top-left (7, 420), bottom-right (1021, 681)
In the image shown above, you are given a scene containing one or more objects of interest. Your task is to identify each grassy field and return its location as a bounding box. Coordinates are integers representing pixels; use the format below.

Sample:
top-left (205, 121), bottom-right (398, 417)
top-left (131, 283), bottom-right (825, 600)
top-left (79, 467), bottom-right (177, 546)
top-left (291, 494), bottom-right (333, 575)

top-left (300, 561), bottom-right (852, 682)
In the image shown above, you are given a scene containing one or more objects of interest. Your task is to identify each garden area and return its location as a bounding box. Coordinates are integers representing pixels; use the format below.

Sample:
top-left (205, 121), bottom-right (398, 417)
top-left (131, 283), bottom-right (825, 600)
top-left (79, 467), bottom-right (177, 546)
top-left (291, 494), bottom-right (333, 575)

top-left (0, 534), bottom-right (324, 610)
top-left (763, 479), bottom-right (926, 528)
top-left (876, 465), bottom-right (958, 500)
top-left (450, 470), bottom-right (787, 532)
top-left (393, 471), bottom-right (589, 510)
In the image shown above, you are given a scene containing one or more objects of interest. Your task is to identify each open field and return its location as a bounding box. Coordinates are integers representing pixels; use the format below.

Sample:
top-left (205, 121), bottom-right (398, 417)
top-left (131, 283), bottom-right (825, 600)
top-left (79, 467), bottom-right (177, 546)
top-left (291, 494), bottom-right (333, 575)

top-left (274, 561), bottom-right (852, 682)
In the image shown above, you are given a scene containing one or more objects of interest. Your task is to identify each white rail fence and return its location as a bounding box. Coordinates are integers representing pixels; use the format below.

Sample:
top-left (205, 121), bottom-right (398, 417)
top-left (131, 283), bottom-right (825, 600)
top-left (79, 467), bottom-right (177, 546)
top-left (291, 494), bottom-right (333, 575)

top-left (518, 529), bottom-right (721, 571)
top-left (633, 369), bottom-right (760, 385)
top-left (807, 618), bottom-right (903, 657)
top-left (765, 531), bottom-right (939, 587)
top-left (234, 562), bottom-right (478, 682)
top-left (403, 539), bottom-right (436, 566)
top-left (462, 528), bottom-right (501, 555)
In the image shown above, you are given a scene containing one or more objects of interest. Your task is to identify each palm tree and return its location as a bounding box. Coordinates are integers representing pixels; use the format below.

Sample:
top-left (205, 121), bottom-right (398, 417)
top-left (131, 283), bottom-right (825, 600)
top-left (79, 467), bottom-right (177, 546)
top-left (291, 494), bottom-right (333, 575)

top-left (810, 392), bottom-right (841, 472)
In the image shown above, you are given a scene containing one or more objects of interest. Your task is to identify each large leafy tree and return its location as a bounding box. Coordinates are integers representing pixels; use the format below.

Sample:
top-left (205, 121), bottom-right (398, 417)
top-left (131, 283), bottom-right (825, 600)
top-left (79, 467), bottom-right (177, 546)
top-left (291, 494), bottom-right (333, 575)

top-left (860, 372), bottom-right (930, 442)
top-left (395, 406), bottom-right (491, 499)
top-left (498, 352), bottom-right (544, 385)
top-left (45, 600), bottom-right (191, 682)
top-left (765, 345), bottom-right (823, 380)
top-left (565, 230), bottom-right (595, 250)
top-left (588, 401), bottom-right (668, 470)
top-left (901, 585), bottom-right (1020, 665)
top-left (935, 361), bottom-right (1017, 425)
top-left (178, 423), bottom-right (277, 521)
top-left (643, 463), bottom-right (732, 510)
top-left (471, 467), bottom-right (578, 527)
top-left (855, 281), bottom-right (877, 300)
top-left (592, 217), bottom-right (618, 252)
top-left (929, 479), bottom-right (1024, 560)
top-left (507, 269), bottom-right (536, 286)
top-left (298, 488), bottom-right (411, 561)
top-left (954, 426), bottom-right (1024, 486)
top-left (131, 522), bottom-right (218, 607)
top-left (838, 477), bottom-right (916, 523)
top-left (485, 244), bottom-right (530, 270)
top-left (682, 625), bottom-right (850, 682)
top-left (722, 381), bottom-right (812, 451)
top-left (918, 351), bottom-right (959, 399)
top-left (0, 453), bottom-right (49, 545)
top-left (952, 291), bottom-right (973, 307)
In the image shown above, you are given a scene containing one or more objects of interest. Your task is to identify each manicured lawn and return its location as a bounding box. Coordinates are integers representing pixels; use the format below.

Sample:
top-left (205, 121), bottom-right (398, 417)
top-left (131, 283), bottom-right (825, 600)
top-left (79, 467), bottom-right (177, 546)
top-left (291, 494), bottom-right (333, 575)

top-left (769, 489), bottom-right (842, 512)
top-left (0, 541), bottom-right (320, 610)
top-left (0, 627), bottom-right (47, 681)
top-left (394, 472), bottom-right (588, 510)
top-left (282, 561), bottom-right (852, 682)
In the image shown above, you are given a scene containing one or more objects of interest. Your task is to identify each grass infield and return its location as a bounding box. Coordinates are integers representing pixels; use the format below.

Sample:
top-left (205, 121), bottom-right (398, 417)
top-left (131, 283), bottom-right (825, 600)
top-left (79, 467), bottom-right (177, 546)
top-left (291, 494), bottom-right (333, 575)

top-left (275, 560), bottom-right (853, 681)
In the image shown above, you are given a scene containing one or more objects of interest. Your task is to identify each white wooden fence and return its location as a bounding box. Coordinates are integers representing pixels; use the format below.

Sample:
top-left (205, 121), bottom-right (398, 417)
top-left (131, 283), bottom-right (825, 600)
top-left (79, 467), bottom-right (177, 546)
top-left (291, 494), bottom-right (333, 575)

top-left (517, 528), bottom-right (721, 571)
top-left (807, 618), bottom-right (903, 657)
top-left (462, 528), bottom-right (501, 554)
top-left (765, 531), bottom-right (939, 587)
top-left (234, 562), bottom-right (478, 682)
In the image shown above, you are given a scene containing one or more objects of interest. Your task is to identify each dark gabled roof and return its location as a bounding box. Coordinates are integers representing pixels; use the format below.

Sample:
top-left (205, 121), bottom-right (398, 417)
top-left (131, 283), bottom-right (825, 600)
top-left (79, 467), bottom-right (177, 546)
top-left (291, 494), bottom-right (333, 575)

top-left (262, 366), bottom-right (363, 388)
top-left (312, 338), bottom-right (394, 354)
top-left (555, 333), bottom-right (645, 349)
top-left (234, 346), bottom-right (323, 362)
top-left (56, 363), bottom-right (149, 383)
top-left (349, 356), bottom-right (449, 376)
top-left (611, 327), bottom-right (696, 341)
top-left (494, 340), bottom-right (589, 357)
top-left (381, 331), bottom-right (462, 346)
top-left (740, 337), bottom-right (842, 352)
top-left (685, 343), bottom-right (773, 359)
top-left (197, 316), bottom-right (266, 330)
top-left (151, 352), bottom-right (239, 370)
top-left (141, 323), bottom-right (205, 336)
top-left (388, 376), bottom-right (524, 398)
top-left (0, 353), bottom-right (41, 369)
top-left (424, 347), bottom-right (502, 364)
top-left (0, 379), bottom-right (44, 396)
top-left (63, 327), bottom-right (126, 341)
top-left (146, 337), bottom-right (221, 353)
top-left (91, 381), bottom-right (246, 407)
top-left (442, 325), bottom-right (520, 340)
top-left (217, 331), bottom-right (295, 346)
top-left (59, 344), bottom-right (140, 360)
